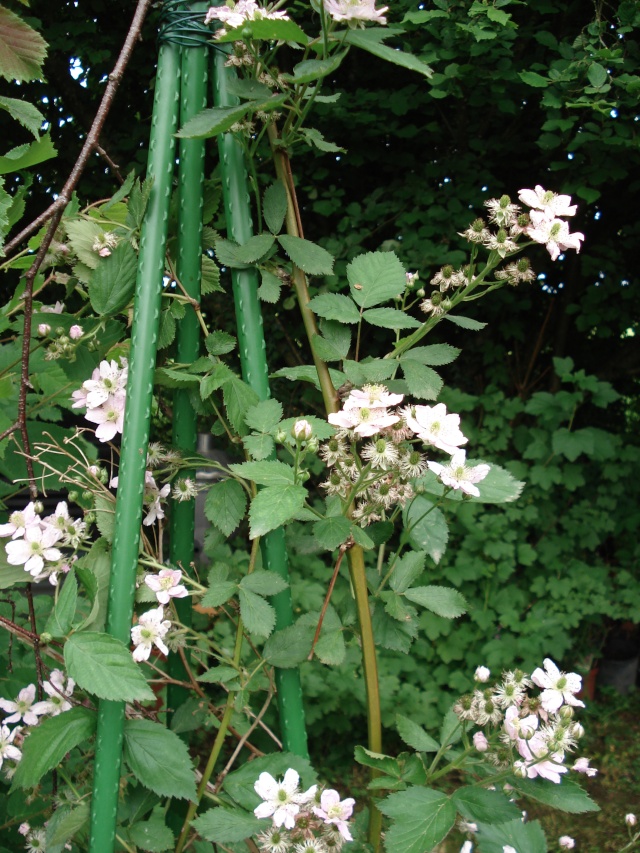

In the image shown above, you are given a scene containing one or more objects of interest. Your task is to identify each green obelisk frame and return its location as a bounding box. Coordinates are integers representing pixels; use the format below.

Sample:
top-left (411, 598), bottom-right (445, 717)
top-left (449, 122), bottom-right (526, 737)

top-left (89, 4), bottom-right (307, 850)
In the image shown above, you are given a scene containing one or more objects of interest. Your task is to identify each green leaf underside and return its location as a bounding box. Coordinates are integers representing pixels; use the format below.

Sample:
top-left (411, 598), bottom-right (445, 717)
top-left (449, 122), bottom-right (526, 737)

top-left (278, 234), bottom-right (335, 275)
top-left (64, 632), bottom-right (154, 702)
top-left (404, 585), bottom-right (467, 618)
top-left (379, 787), bottom-right (457, 853)
top-left (11, 707), bottom-right (96, 789)
top-left (192, 808), bottom-right (265, 843)
top-left (123, 719), bottom-right (197, 800)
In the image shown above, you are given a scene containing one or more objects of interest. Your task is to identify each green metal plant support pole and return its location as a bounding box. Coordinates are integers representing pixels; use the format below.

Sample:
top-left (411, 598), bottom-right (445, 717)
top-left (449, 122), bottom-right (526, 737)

top-left (168, 4), bottom-right (208, 720)
top-left (88, 28), bottom-right (181, 853)
top-left (213, 47), bottom-right (309, 757)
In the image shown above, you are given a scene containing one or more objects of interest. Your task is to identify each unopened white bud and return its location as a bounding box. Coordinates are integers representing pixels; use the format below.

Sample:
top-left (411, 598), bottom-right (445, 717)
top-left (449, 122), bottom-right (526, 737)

top-left (473, 731), bottom-right (489, 752)
top-left (559, 837), bottom-right (575, 849)
top-left (474, 666), bottom-right (491, 683)
top-left (292, 419), bottom-right (313, 441)
top-left (37, 323), bottom-right (51, 336)
top-left (69, 324), bottom-right (84, 340)
top-left (626, 813), bottom-right (637, 827)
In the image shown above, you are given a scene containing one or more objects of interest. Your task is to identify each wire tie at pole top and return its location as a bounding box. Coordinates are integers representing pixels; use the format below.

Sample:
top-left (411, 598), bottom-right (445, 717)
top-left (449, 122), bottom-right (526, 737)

top-left (158, 0), bottom-right (213, 47)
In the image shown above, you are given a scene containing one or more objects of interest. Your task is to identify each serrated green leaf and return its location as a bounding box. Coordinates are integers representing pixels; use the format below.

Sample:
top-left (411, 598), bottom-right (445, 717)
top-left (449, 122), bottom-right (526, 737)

top-left (93, 493), bottom-right (116, 542)
top-left (64, 632), bottom-right (154, 702)
top-left (64, 219), bottom-right (106, 270)
top-left (200, 563), bottom-right (237, 607)
top-left (363, 307), bottom-right (421, 329)
top-left (401, 358), bottom-right (443, 400)
top-left (243, 432), bottom-right (275, 460)
top-left (272, 364), bottom-right (346, 390)
top-left (11, 707), bottom-right (96, 790)
top-left (205, 331), bottom-right (237, 356)
top-left (355, 746), bottom-right (403, 777)
top-left (238, 587), bottom-right (276, 637)
top-left (226, 77), bottom-right (272, 100)
top-left (347, 250), bottom-right (406, 308)
top-left (204, 478), bottom-right (247, 537)
top-left (404, 344), bottom-right (460, 366)
top-left (244, 398), bottom-right (283, 433)
top-left (278, 234), bottom-right (335, 275)
top-left (312, 332), bottom-right (346, 362)
top-left (177, 103), bottom-right (254, 140)
top-left (342, 357), bottom-right (397, 385)
top-left (285, 50), bottom-right (348, 84)
top-left (157, 308), bottom-right (176, 350)
top-left (314, 625), bottom-right (346, 665)
top-left (510, 777), bottom-right (599, 813)
top-left (235, 233), bottom-right (276, 263)
top-left (44, 569), bottom-right (77, 638)
top-left (123, 719), bottom-right (197, 800)
top-left (313, 515), bottom-right (351, 550)
top-left (74, 539), bottom-right (111, 632)
top-left (344, 29), bottom-right (433, 78)
top-left (128, 807), bottom-right (175, 852)
top-left (263, 181), bottom-right (288, 235)
top-left (200, 362), bottom-right (235, 399)
top-left (0, 6), bottom-right (48, 82)
top-left (451, 786), bottom-right (521, 824)
top-left (201, 254), bottom-right (223, 293)
top-left (223, 377), bottom-right (260, 435)
top-left (248, 484), bottom-right (307, 538)
top-left (389, 551), bottom-right (427, 593)
top-left (519, 69), bottom-right (549, 87)
top-left (403, 498), bottom-right (448, 563)
top-left (0, 134), bottom-right (55, 175)
top-left (308, 292), bottom-right (361, 323)
top-left (444, 313), bottom-right (487, 330)
top-left (88, 242), bottom-right (138, 316)
top-left (475, 817), bottom-right (547, 853)
top-left (259, 269), bottom-right (281, 302)
top-left (379, 787), bottom-right (457, 853)
top-left (215, 17), bottom-right (309, 44)
top-left (197, 665), bottom-right (240, 684)
top-left (262, 622), bottom-right (314, 667)
top-left (468, 461), bottom-right (524, 503)
top-left (396, 714), bottom-right (440, 752)
top-left (404, 585), bottom-right (467, 618)
top-left (45, 801), bottom-right (90, 847)
top-left (240, 569), bottom-right (288, 596)
top-left (0, 95), bottom-right (44, 138)
top-left (230, 460), bottom-right (295, 486)
top-left (299, 127), bottom-right (346, 153)
top-left (192, 808), bottom-right (264, 843)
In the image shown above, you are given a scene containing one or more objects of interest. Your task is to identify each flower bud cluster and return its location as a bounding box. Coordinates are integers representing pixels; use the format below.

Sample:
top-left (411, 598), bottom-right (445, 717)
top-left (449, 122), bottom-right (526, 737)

top-left (253, 768), bottom-right (355, 851)
top-left (322, 385), bottom-right (489, 525)
top-left (0, 500), bottom-right (86, 585)
top-left (71, 358), bottom-right (128, 442)
top-left (454, 659), bottom-right (596, 785)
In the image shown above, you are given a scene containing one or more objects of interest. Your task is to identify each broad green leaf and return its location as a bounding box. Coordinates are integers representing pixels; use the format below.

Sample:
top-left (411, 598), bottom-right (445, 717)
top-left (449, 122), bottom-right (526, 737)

top-left (308, 292), bottom-right (361, 324)
top-left (44, 569), bottom-right (77, 638)
top-left (396, 714), bottom-right (440, 752)
top-left (342, 358), bottom-right (397, 384)
top-left (248, 484), bottom-right (308, 538)
top-left (74, 539), bottom-right (111, 632)
top-left (382, 589), bottom-right (418, 624)
top-left (354, 746), bottom-right (403, 777)
top-left (510, 777), bottom-right (599, 813)
top-left (125, 176), bottom-right (154, 231)
top-left (403, 344), bottom-right (461, 366)
top-left (347, 250), bottom-right (406, 308)
top-left (238, 587), bottom-right (276, 637)
top-left (229, 460), bottom-right (294, 486)
top-left (64, 632), bottom-right (154, 702)
top-left (314, 624), bottom-right (346, 665)
top-left (444, 313), bottom-right (487, 330)
top-left (278, 234), bottom-right (335, 275)
top-left (201, 564), bottom-right (237, 608)
top-left (100, 169), bottom-right (136, 212)
top-left (205, 331), bottom-right (237, 356)
top-left (0, 561), bottom-right (29, 589)
top-left (123, 719), bottom-right (197, 800)
top-left (0, 6), bottom-right (48, 82)
top-left (299, 127), bottom-right (345, 153)
top-left (379, 788), bottom-right (456, 853)
top-left (389, 551), bottom-right (427, 593)
top-left (262, 622), bottom-right (314, 667)
top-left (313, 332), bottom-right (347, 362)
top-left (157, 308), bottom-right (176, 349)
top-left (243, 432), bottom-right (275, 460)
top-left (313, 515), bottom-right (351, 550)
top-left (177, 104), bottom-right (253, 139)
top-left (201, 254), bottom-right (223, 294)
top-left (88, 242), bottom-right (138, 316)
top-left (243, 398), bottom-right (283, 433)
top-left (401, 358), bottom-right (443, 400)
top-left (263, 181), bottom-right (288, 234)
top-left (223, 377), bottom-right (260, 435)
top-left (272, 364), bottom-right (346, 390)
top-left (226, 77), bottom-right (271, 100)
top-left (403, 498), bottom-right (449, 563)
top-left (0, 95), bottom-right (43, 138)
top-left (11, 707), bottom-right (96, 790)
top-left (475, 817), bottom-right (547, 853)
top-left (197, 665), bottom-right (240, 684)
top-left (552, 427), bottom-right (594, 461)
top-left (204, 479), bottom-right (247, 537)
top-left (519, 70), bottom-right (549, 87)
top-left (192, 808), bottom-right (264, 844)
top-left (404, 585), bottom-right (467, 618)
top-left (93, 493), bottom-right (116, 542)
top-left (234, 233), bottom-right (276, 263)
top-left (452, 786), bottom-right (521, 824)
top-left (216, 18), bottom-right (309, 44)
top-left (319, 319), bottom-right (352, 361)
top-left (467, 461), bottom-right (524, 504)
top-left (588, 64), bottom-right (608, 91)
top-left (363, 307), bottom-right (421, 329)
top-left (285, 50), bottom-right (348, 84)
top-left (259, 269), bottom-right (281, 302)
top-left (45, 802), bottom-right (90, 847)
top-left (440, 707), bottom-right (463, 747)
top-left (64, 218), bottom-right (106, 269)
top-left (240, 569), bottom-right (288, 596)
top-left (344, 29), bottom-right (433, 78)
top-left (0, 136), bottom-right (55, 173)
top-left (200, 362), bottom-right (235, 399)
top-left (128, 806), bottom-right (175, 852)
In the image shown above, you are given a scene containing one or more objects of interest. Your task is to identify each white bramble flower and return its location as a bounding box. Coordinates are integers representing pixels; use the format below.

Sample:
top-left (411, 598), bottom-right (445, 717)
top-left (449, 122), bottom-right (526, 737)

top-left (474, 666), bottom-right (491, 682)
top-left (41, 301), bottom-right (65, 314)
top-left (131, 606), bottom-right (171, 662)
top-left (531, 659), bottom-right (584, 714)
top-left (420, 292), bottom-right (450, 316)
top-left (0, 723), bottom-right (22, 769)
top-left (254, 768), bottom-right (316, 829)
top-left (0, 684), bottom-right (44, 727)
top-left (256, 825), bottom-right (290, 852)
top-left (427, 450), bottom-right (490, 497)
top-left (323, 0), bottom-right (388, 26)
top-left (172, 478), bottom-right (198, 502)
top-left (343, 385), bottom-right (403, 410)
top-left (0, 503), bottom-right (42, 539)
top-left (313, 789), bottom-right (356, 841)
top-left (328, 403), bottom-right (399, 438)
top-left (25, 828), bottom-right (46, 853)
top-left (573, 757), bottom-right (597, 777)
top-left (405, 403), bottom-right (468, 456)
top-left (525, 211), bottom-right (584, 261)
top-left (430, 265), bottom-right (466, 292)
top-left (205, 0), bottom-right (290, 32)
top-left (361, 437), bottom-right (399, 470)
top-left (559, 836), bottom-right (575, 849)
top-left (144, 569), bottom-right (189, 605)
top-left (18, 822), bottom-right (30, 836)
top-left (32, 669), bottom-right (75, 717)
top-left (518, 186), bottom-right (577, 219)
top-left (485, 195), bottom-right (521, 227)
top-left (5, 525), bottom-right (63, 577)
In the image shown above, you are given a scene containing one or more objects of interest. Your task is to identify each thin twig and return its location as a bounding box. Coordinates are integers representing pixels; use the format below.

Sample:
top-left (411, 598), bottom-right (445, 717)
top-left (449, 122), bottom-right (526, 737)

top-left (214, 688), bottom-right (274, 792)
top-left (308, 542), bottom-right (349, 660)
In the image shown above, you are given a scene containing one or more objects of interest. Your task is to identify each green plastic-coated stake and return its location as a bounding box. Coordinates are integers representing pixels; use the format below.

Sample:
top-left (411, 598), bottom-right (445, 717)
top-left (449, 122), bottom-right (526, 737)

top-left (213, 47), bottom-right (309, 758)
top-left (88, 36), bottom-right (181, 853)
top-left (168, 4), bottom-right (208, 720)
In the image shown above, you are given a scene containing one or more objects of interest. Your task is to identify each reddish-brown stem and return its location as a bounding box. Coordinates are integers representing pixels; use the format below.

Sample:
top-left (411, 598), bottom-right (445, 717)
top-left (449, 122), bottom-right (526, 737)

top-left (308, 544), bottom-right (348, 660)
